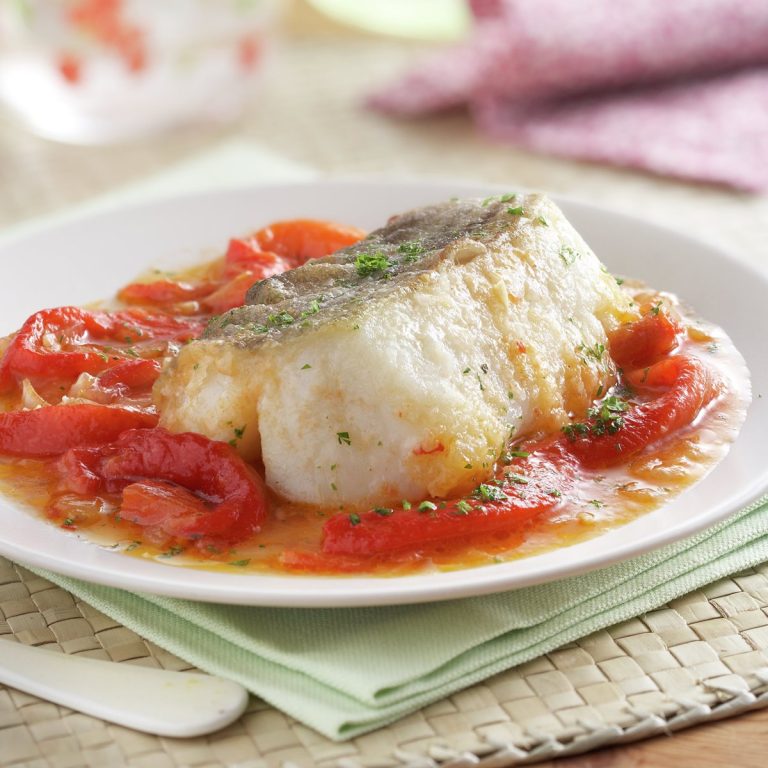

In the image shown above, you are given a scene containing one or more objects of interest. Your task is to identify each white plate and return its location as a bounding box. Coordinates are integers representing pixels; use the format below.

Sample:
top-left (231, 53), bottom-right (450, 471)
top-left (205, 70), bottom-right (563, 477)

top-left (0, 181), bottom-right (766, 607)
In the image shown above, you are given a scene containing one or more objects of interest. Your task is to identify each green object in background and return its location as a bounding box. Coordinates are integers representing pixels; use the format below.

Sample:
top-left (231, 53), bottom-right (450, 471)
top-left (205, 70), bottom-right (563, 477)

top-left (306, 0), bottom-right (471, 41)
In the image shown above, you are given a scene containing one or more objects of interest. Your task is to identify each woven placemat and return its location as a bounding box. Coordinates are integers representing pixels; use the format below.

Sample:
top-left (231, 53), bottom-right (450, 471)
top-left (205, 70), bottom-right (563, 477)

top-left (2, 555), bottom-right (768, 767)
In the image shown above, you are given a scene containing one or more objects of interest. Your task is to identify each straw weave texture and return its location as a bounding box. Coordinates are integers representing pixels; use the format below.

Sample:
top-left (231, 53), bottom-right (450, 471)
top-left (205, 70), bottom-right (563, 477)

top-left (3, 556), bottom-right (768, 767)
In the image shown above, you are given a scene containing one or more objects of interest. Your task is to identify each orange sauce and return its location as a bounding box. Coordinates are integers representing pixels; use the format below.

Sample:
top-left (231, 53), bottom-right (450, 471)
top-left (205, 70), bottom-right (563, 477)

top-left (0, 263), bottom-right (750, 577)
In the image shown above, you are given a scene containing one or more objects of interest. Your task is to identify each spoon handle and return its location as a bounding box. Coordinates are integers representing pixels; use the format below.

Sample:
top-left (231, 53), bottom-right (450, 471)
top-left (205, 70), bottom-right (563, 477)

top-left (0, 640), bottom-right (248, 737)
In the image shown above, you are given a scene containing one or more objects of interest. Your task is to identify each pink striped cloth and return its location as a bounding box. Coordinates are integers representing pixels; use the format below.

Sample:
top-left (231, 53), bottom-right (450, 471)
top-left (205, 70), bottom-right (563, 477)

top-left (370, 0), bottom-right (768, 191)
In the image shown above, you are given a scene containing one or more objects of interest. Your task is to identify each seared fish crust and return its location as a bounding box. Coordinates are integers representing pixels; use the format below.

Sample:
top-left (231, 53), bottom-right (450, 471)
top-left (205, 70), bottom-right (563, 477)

top-left (155, 194), bottom-right (638, 507)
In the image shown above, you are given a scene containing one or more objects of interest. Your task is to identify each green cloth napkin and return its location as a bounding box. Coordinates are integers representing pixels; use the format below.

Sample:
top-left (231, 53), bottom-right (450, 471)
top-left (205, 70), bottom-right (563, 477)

top-left (36, 493), bottom-right (768, 740)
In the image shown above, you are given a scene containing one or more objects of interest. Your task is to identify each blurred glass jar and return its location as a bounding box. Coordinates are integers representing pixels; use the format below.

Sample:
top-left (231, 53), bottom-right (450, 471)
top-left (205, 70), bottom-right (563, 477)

top-left (0, 0), bottom-right (277, 143)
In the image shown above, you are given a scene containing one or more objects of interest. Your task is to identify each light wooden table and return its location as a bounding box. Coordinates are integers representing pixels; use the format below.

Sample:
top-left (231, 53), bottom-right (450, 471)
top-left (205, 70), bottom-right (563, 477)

top-left (0, 2), bottom-right (766, 765)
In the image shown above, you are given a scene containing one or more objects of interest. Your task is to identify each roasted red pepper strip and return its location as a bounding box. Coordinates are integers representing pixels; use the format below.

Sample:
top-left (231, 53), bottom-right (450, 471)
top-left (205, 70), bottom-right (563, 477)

top-left (0, 404), bottom-right (157, 458)
top-left (564, 355), bottom-right (721, 468)
top-left (96, 359), bottom-right (161, 392)
top-left (609, 308), bottom-right (681, 369)
top-left (0, 306), bottom-right (203, 393)
top-left (117, 279), bottom-right (216, 306)
top-left (234, 219), bottom-right (366, 267)
top-left (57, 429), bottom-right (268, 547)
top-left (321, 441), bottom-right (576, 557)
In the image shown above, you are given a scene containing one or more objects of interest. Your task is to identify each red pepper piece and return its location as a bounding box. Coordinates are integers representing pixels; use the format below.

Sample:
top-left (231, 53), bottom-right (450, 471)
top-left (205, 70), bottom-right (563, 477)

top-left (565, 355), bottom-right (721, 469)
top-left (609, 309), bottom-right (681, 369)
top-left (321, 441), bottom-right (576, 557)
top-left (238, 219), bottom-right (366, 268)
top-left (96, 359), bottom-right (161, 392)
top-left (118, 280), bottom-right (216, 306)
top-left (0, 404), bottom-right (157, 458)
top-left (58, 429), bottom-right (268, 547)
top-left (0, 306), bottom-right (203, 393)
top-left (201, 271), bottom-right (259, 313)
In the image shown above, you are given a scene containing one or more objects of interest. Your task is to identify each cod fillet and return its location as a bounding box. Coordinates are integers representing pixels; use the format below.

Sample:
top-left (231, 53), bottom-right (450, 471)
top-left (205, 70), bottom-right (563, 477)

top-left (155, 194), bottom-right (638, 507)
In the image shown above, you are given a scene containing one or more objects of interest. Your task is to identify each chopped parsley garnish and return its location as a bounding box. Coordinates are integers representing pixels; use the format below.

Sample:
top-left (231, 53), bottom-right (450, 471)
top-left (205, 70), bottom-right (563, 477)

top-left (615, 276), bottom-right (625, 286)
top-left (455, 500), bottom-right (472, 515)
top-left (336, 431), bottom-right (351, 445)
top-left (564, 394), bottom-right (630, 439)
top-left (374, 507), bottom-right (394, 516)
top-left (402, 500), bottom-right (412, 510)
top-left (161, 546), bottom-right (185, 558)
top-left (559, 245), bottom-right (579, 266)
top-left (230, 559), bottom-right (250, 567)
top-left (62, 517), bottom-right (75, 527)
top-left (536, 216), bottom-right (549, 227)
top-left (267, 311), bottom-right (295, 327)
top-left (301, 363), bottom-right (312, 370)
top-left (507, 449), bottom-right (530, 459)
top-left (481, 192), bottom-right (517, 207)
top-left (587, 395), bottom-right (629, 435)
top-left (650, 301), bottom-right (663, 317)
top-left (300, 299), bottom-right (321, 318)
top-left (578, 342), bottom-right (606, 364)
top-left (507, 473), bottom-right (529, 485)
top-left (233, 425), bottom-right (246, 439)
top-left (548, 489), bottom-right (562, 497)
top-left (562, 422), bottom-right (590, 439)
top-left (506, 206), bottom-right (525, 216)
top-left (397, 241), bottom-right (424, 261)
top-left (474, 484), bottom-right (509, 502)
top-left (354, 252), bottom-right (392, 277)
top-left (348, 513), bottom-right (361, 526)
top-left (587, 499), bottom-right (605, 509)
top-left (418, 500), bottom-right (437, 512)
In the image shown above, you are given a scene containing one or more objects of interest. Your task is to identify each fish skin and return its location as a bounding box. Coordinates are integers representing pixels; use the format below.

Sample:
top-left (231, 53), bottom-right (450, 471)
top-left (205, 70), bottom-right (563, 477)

top-left (155, 194), bottom-right (638, 508)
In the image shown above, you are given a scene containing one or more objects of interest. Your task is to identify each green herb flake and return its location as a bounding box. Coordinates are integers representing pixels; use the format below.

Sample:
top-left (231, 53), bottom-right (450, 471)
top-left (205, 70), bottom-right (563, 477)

top-left (402, 500), bottom-right (412, 510)
top-left (562, 422), bottom-right (590, 439)
top-left (588, 499), bottom-right (605, 509)
top-left (230, 559), bottom-right (250, 567)
top-left (62, 517), bottom-right (75, 527)
top-left (397, 241), bottom-right (424, 261)
top-left (161, 545), bottom-right (185, 558)
top-left (536, 216), bottom-right (549, 227)
top-left (374, 507), bottom-right (394, 517)
top-left (300, 299), bottom-right (321, 318)
top-left (267, 311), bottom-right (295, 327)
top-left (650, 301), bottom-right (663, 317)
top-left (354, 252), bottom-right (393, 277)
top-left (506, 206), bottom-right (525, 216)
top-left (336, 431), bottom-right (351, 446)
top-left (418, 500), bottom-right (437, 512)
top-left (548, 489), bottom-right (562, 498)
top-left (475, 484), bottom-right (509, 502)
top-left (615, 276), bottom-right (625, 285)
top-left (348, 513), bottom-right (361, 526)
top-left (233, 425), bottom-right (246, 439)
top-left (455, 500), bottom-right (472, 515)
top-left (301, 363), bottom-right (312, 370)
top-left (507, 473), bottom-right (529, 485)
top-left (559, 245), bottom-right (579, 266)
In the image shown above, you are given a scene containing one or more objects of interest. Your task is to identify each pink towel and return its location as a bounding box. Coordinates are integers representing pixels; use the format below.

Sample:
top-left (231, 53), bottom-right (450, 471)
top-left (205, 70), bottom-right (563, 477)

top-left (370, 0), bottom-right (768, 191)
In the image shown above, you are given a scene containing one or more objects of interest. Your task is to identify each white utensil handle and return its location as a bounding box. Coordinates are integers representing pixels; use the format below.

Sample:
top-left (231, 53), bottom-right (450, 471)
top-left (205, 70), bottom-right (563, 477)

top-left (0, 640), bottom-right (248, 737)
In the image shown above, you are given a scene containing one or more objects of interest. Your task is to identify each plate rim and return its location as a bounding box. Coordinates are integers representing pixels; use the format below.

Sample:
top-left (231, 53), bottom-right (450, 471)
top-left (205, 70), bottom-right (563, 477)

top-left (0, 178), bottom-right (765, 607)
